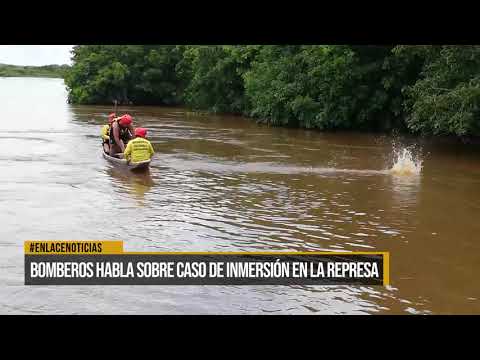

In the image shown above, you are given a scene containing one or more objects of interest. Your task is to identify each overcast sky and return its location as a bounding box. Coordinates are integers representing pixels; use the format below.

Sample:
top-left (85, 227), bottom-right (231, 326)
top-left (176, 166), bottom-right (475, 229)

top-left (0, 45), bottom-right (74, 66)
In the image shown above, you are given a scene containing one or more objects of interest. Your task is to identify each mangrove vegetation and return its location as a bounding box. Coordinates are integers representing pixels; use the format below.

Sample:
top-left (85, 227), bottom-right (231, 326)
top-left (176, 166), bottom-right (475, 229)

top-left (64, 45), bottom-right (480, 137)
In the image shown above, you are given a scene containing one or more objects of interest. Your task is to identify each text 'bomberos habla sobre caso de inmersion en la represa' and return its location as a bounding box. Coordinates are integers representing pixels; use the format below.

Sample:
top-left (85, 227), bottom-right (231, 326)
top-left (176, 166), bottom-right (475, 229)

top-left (29, 261), bottom-right (380, 279)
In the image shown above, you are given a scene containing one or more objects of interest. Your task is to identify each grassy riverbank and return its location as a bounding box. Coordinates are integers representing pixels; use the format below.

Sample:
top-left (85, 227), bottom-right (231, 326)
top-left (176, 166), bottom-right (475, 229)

top-left (0, 63), bottom-right (69, 78)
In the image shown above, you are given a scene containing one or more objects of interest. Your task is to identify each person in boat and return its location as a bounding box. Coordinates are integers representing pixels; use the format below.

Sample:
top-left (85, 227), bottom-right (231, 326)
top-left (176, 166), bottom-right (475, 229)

top-left (101, 113), bottom-right (116, 153)
top-left (124, 127), bottom-right (155, 164)
top-left (109, 114), bottom-right (134, 156)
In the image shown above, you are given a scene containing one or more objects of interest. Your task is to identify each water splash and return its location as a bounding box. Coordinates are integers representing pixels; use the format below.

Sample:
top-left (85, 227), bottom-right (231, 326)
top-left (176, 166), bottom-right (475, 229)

top-left (390, 147), bottom-right (422, 176)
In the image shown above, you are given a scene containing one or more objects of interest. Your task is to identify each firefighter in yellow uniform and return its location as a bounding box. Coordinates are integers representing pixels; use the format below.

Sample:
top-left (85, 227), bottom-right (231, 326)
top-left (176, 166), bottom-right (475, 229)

top-left (124, 128), bottom-right (155, 163)
top-left (101, 113), bottom-right (116, 153)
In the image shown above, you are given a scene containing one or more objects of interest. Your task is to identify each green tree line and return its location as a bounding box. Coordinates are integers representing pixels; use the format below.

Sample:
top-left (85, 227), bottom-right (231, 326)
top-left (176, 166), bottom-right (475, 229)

top-left (65, 45), bottom-right (480, 137)
top-left (0, 63), bottom-right (69, 78)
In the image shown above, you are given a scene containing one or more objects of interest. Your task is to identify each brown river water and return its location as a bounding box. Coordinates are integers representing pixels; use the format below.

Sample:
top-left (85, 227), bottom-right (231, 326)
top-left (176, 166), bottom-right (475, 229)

top-left (1, 77), bottom-right (479, 314)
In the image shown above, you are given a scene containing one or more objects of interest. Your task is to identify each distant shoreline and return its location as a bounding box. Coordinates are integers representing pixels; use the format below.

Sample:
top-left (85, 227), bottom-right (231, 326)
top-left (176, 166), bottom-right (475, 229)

top-left (0, 63), bottom-right (69, 78)
top-left (0, 75), bottom-right (63, 79)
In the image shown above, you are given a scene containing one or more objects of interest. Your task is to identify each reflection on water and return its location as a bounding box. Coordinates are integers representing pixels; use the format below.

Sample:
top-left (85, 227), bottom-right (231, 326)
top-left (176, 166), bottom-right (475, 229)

top-left (0, 77), bottom-right (480, 314)
top-left (106, 165), bottom-right (155, 204)
top-left (389, 172), bottom-right (422, 208)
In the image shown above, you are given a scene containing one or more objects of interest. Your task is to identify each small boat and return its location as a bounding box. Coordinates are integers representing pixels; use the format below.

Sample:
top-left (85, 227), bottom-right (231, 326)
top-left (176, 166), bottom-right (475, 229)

top-left (102, 151), bottom-right (151, 170)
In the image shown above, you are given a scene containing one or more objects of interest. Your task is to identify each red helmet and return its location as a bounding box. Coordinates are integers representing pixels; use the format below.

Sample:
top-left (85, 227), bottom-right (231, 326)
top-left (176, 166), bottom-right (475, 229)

top-left (119, 114), bottom-right (133, 126)
top-left (108, 113), bottom-right (116, 124)
top-left (135, 127), bottom-right (147, 138)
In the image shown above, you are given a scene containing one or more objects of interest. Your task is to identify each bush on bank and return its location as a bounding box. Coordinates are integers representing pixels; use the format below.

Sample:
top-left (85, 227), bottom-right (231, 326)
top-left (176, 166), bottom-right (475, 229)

top-left (64, 45), bottom-right (480, 137)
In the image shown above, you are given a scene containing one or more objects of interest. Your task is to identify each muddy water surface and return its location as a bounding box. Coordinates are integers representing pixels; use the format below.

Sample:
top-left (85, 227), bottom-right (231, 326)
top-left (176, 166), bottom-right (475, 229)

top-left (1, 77), bottom-right (479, 314)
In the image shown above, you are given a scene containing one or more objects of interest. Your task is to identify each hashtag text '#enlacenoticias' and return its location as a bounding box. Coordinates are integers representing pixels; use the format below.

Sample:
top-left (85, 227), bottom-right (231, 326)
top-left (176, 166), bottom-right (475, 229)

top-left (31, 242), bottom-right (103, 253)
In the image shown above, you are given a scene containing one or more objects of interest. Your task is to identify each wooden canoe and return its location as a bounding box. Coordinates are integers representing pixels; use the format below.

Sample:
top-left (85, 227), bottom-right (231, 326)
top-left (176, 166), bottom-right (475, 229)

top-left (102, 151), bottom-right (151, 170)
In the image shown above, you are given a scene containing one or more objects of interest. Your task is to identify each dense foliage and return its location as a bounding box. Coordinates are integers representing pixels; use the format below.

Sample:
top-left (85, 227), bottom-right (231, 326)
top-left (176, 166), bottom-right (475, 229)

top-left (0, 63), bottom-right (69, 78)
top-left (65, 45), bottom-right (184, 105)
top-left (396, 46), bottom-right (480, 136)
top-left (65, 45), bottom-right (480, 137)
